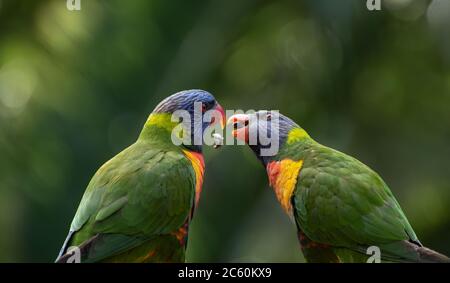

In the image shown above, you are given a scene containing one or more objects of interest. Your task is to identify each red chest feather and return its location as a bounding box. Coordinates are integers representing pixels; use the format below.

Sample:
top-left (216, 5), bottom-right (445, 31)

top-left (182, 150), bottom-right (205, 207)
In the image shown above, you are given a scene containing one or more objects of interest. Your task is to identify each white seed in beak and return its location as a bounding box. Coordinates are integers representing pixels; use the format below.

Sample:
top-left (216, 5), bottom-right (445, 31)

top-left (212, 133), bottom-right (224, 149)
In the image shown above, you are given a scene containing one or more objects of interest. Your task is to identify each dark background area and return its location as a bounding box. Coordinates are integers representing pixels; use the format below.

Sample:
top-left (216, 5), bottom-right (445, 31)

top-left (0, 0), bottom-right (449, 262)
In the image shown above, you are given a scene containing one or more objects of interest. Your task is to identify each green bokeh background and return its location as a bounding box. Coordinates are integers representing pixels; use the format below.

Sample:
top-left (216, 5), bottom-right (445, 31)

top-left (0, 0), bottom-right (449, 262)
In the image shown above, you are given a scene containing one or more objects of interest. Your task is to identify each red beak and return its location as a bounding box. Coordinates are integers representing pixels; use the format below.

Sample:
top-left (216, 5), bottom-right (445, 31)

top-left (214, 103), bottom-right (226, 129)
top-left (227, 114), bottom-right (250, 142)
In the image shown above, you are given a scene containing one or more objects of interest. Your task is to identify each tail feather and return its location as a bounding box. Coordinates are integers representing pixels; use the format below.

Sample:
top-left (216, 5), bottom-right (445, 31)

top-left (385, 240), bottom-right (450, 263)
top-left (414, 245), bottom-right (450, 263)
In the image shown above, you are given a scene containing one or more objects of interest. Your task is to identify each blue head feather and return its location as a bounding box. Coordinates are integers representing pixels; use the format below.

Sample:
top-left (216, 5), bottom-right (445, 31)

top-left (153, 89), bottom-right (219, 152)
top-left (153, 89), bottom-right (216, 114)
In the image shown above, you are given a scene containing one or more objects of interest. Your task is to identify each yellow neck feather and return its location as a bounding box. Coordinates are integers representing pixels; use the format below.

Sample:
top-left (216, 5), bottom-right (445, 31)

top-left (267, 159), bottom-right (304, 216)
top-left (144, 113), bottom-right (178, 132)
top-left (287, 128), bottom-right (310, 144)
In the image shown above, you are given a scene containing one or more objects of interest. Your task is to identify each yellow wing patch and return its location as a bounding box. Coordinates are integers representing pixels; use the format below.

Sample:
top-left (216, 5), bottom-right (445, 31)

top-left (266, 159), bottom-right (304, 215)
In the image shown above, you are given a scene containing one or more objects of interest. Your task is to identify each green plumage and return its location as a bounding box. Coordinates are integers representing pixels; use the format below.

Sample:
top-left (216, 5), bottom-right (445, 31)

top-left (275, 130), bottom-right (449, 263)
top-left (57, 117), bottom-right (196, 263)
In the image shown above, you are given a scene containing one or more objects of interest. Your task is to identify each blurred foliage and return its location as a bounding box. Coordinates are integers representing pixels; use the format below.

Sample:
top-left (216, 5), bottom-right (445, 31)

top-left (0, 0), bottom-right (449, 262)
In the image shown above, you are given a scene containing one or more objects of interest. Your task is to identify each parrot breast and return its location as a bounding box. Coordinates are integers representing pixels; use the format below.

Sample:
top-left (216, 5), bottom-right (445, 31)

top-left (266, 159), bottom-right (304, 216)
top-left (182, 150), bottom-right (205, 207)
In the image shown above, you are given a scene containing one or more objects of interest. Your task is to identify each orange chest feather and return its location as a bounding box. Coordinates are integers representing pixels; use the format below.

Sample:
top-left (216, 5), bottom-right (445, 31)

top-left (266, 159), bottom-right (304, 216)
top-left (182, 150), bottom-right (205, 207)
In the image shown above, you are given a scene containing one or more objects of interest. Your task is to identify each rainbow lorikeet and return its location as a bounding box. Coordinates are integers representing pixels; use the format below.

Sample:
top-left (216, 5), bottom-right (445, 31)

top-left (56, 90), bottom-right (225, 263)
top-left (228, 111), bottom-right (449, 263)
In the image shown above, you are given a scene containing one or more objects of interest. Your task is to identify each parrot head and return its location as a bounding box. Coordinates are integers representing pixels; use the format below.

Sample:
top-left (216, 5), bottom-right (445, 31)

top-left (153, 89), bottom-right (225, 128)
top-left (227, 111), bottom-right (308, 164)
top-left (143, 89), bottom-right (225, 152)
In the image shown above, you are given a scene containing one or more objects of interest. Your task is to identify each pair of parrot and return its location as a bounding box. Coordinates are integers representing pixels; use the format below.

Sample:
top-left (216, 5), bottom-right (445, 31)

top-left (56, 90), bottom-right (449, 263)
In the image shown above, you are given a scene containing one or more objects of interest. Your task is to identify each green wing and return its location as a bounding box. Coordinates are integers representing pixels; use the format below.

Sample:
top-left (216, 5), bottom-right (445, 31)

top-left (291, 143), bottom-right (420, 261)
top-left (57, 141), bottom-right (195, 262)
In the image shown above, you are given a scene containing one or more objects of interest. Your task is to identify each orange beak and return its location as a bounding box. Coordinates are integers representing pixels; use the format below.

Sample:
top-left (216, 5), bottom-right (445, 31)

top-left (227, 114), bottom-right (250, 142)
top-left (213, 103), bottom-right (226, 129)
